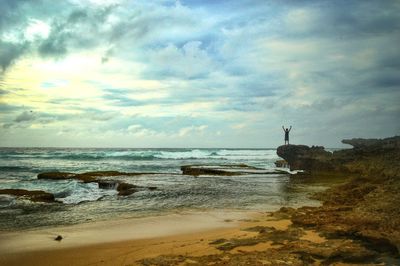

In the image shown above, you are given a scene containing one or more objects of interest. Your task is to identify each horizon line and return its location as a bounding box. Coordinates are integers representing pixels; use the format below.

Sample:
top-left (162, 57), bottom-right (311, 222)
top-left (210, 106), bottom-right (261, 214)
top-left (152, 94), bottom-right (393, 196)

top-left (0, 146), bottom-right (344, 149)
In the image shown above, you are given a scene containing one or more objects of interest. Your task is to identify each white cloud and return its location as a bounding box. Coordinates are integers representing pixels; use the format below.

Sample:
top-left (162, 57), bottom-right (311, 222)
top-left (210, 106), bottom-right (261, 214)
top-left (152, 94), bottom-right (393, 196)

top-left (178, 125), bottom-right (208, 137)
top-left (25, 19), bottom-right (50, 41)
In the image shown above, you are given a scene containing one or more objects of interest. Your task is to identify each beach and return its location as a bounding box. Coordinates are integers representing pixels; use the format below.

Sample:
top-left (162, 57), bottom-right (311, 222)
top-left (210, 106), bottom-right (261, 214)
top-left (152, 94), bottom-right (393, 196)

top-left (1, 210), bottom-right (318, 266)
top-left (0, 148), bottom-right (326, 265)
top-left (1, 138), bottom-right (399, 265)
top-left (0, 212), bottom-right (290, 265)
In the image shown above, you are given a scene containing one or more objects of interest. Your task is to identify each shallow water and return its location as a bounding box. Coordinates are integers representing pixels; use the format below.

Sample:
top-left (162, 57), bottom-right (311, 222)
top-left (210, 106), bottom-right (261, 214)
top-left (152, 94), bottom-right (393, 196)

top-left (0, 148), bottom-right (331, 230)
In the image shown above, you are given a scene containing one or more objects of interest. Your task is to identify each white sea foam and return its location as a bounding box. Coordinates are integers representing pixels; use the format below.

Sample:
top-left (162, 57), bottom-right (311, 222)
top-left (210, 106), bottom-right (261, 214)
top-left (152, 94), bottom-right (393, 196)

top-left (154, 149), bottom-right (212, 159)
top-left (1, 147), bottom-right (313, 231)
top-left (58, 182), bottom-right (117, 204)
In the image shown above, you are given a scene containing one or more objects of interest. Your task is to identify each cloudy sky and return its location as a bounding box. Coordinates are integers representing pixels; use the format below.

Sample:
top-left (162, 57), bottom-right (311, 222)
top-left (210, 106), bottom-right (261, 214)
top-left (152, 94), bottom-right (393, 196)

top-left (0, 0), bottom-right (399, 148)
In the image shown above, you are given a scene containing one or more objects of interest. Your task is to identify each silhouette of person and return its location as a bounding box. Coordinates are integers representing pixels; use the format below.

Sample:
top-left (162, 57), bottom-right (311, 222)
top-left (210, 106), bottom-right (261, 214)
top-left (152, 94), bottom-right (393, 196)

top-left (282, 126), bottom-right (292, 145)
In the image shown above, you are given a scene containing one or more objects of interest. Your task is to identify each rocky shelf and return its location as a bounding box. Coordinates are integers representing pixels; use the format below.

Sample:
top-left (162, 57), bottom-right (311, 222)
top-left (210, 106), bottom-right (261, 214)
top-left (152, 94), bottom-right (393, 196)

top-left (181, 165), bottom-right (288, 176)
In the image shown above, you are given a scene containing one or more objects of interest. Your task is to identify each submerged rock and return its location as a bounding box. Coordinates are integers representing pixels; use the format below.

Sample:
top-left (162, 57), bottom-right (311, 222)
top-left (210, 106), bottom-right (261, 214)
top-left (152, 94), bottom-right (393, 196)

top-left (0, 189), bottom-right (55, 203)
top-left (116, 182), bottom-right (138, 196)
top-left (37, 171), bottom-right (157, 196)
top-left (54, 235), bottom-right (63, 241)
top-left (37, 171), bottom-right (143, 183)
top-left (37, 172), bottom-right (75, 180)
top-left (181, 165), bottom-right (237, 176)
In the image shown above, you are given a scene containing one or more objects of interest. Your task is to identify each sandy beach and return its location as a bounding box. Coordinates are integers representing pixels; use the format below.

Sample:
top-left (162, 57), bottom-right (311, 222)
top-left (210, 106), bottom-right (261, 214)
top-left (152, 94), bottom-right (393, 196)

top-left (1, 137), bottom-right (398, 265)
top-left (0, 209), bottom-right (324, 266)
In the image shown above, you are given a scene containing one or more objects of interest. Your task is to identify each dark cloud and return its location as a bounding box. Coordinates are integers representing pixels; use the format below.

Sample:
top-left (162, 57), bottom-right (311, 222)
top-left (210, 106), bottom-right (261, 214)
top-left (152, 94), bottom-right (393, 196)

top-left (38, 6), bottom-right (115, 57)
top-left (0, 103), bottom-right (22, 112)
top-left (0, 1), bottom-right (118, 65)
top-left (282, 0), bottom-right (400, 39)
top-left (369, 73), bottom-right (400, 89)
top-left (0, 0), bottom-right (33, 30)
top-left (0, 0), bottom-right (46, 71)
top-left (38, 29), bottom-right (68, 57)
top-left (67, 10), bottom-right (89, 24)
top-left (0, 41), bottom-right (29, 72)
top-left (14, 110), bottom-right (36, 122)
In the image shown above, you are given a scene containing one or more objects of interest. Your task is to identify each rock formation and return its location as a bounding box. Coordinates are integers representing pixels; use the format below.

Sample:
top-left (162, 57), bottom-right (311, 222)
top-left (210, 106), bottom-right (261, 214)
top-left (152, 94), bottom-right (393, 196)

top-left (0, 189), bottom-right (56, 203)
top-left (37, 171), bottom-right (155, 196)
top-left (181, 164), bottom-right (287, 176)
top-left (277, 136), bottom-right (400, 177)
top-left (276, 136), bottom-right (400, 258)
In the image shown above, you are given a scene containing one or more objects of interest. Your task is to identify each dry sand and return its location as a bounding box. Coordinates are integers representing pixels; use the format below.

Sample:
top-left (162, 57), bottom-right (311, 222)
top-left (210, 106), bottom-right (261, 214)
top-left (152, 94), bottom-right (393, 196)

top-left (0, 210), bottom-right (322, 266)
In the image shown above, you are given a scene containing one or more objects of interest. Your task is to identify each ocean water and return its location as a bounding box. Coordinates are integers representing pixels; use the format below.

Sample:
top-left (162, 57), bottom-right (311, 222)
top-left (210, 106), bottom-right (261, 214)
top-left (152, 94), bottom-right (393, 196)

top-left (0, 148), bottom-right (328, 231)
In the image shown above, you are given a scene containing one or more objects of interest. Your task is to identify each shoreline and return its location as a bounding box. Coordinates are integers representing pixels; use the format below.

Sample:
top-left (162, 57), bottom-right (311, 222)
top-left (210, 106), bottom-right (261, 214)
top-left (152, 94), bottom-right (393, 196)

top-left (1, 137), bottom-right (398, 265)
top-left (0, 209), bottom-right (299, 266)
top-left (0, 210), bottom-right (255, 253)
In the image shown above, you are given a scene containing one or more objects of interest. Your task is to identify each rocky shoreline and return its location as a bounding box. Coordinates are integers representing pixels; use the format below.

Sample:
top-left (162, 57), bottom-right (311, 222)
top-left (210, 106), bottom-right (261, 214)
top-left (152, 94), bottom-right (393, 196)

top-left (1, 164), bottom-right (288, 203)
top-left (138, 136), bottom-right (400, 265)
top-left (1, 136), bottom-right (398, 265)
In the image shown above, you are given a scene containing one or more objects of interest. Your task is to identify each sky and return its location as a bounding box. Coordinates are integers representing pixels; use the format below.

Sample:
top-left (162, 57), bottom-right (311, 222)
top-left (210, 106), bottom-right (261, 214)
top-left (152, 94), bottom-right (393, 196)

top-left (0, 0), bottom-right (399, 148)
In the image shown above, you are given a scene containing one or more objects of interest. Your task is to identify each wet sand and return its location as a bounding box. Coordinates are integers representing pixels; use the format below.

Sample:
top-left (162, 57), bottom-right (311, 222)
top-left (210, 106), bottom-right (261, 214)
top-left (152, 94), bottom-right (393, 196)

top-left (0, 210), bottom-right (313, 266)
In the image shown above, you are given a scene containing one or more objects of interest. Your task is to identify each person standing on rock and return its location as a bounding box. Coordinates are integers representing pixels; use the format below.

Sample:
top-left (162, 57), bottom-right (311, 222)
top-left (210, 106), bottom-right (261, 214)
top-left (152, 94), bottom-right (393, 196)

top-left (282, 126), bottom-right (292, 145)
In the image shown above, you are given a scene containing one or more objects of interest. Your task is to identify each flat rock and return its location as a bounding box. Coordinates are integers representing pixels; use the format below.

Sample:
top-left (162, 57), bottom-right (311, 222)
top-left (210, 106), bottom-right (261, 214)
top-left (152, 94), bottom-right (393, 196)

top-left (37, 172), bottom-right (75, 180)
top-left (181, 164), bottom-right (287, 176)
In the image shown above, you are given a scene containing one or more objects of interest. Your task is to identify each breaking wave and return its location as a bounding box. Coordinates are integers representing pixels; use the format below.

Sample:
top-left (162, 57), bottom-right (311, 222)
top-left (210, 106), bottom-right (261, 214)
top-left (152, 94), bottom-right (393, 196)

top-left (0, 149), bottom-right (277, 161)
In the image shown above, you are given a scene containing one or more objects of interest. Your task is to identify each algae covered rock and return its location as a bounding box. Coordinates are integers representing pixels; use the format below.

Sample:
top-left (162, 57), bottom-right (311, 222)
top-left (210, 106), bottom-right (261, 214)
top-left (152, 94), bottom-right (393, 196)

top-left (0, 189), bottom-right (56, 203)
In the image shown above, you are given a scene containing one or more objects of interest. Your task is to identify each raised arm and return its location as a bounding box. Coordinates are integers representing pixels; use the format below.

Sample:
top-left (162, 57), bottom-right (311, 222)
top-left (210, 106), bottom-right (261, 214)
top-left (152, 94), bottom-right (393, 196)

top-left (289, 126), bottom-right (292, 132)
top-left (282, 126), bottom-right (285, 131)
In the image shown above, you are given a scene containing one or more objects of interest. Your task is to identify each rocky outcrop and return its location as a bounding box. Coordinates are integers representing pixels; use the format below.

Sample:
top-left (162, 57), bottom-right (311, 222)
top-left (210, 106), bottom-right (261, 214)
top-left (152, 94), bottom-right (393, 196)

top-left (277, 145), bottom-right (335, 173)
top-left (274, 136), bottom-right (400, 258)
top-left (38, 171), bottom-right (156, 196)
top-left (116, 182), bottom-right (138, 196)
top-left (277, 136), bottom-right (400, 177)
top-left (181, 164), bottom-right (287, 176)
top-left (342, 136), bottom-right (400, 152)
top-left (0, 189), bottom-right (56, 203)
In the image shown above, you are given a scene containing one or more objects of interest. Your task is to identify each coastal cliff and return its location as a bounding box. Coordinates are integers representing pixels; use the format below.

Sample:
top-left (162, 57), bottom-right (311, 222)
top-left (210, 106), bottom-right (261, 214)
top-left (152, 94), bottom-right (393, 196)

top-left (277, 136), bottom-right (400, 177)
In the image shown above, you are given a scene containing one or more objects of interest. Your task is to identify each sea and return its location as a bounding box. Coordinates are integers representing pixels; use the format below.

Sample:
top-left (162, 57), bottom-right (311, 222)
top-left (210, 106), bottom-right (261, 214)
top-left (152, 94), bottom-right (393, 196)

top-left (0, 148), bottom-right (331, 231)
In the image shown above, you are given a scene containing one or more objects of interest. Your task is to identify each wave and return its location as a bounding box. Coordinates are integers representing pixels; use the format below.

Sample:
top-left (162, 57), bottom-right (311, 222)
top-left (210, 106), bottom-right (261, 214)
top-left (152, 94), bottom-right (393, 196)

top-left (0, 149), bottom-right (278, 161)
top-left (56, 182), bottom-right (117, 204)
top-left (0, 166), bottom-right (31, 171)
